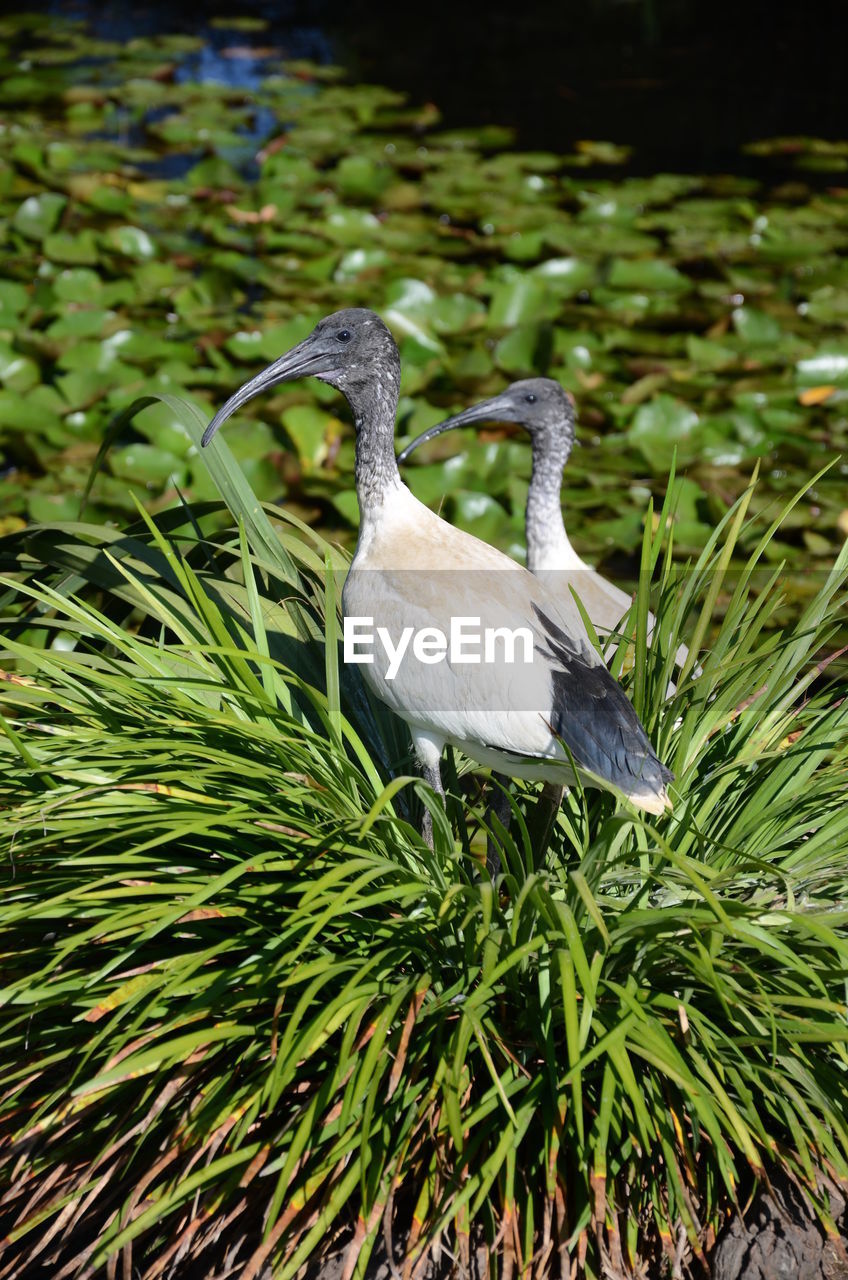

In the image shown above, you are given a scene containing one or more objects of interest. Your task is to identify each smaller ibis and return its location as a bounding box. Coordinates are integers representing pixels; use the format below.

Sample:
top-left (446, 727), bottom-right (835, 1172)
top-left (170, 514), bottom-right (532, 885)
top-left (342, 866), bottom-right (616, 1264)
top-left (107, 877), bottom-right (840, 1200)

top-left (398, 377), bottom-right (689, 670)
top-left (202, 314), bottom-right (673, 843)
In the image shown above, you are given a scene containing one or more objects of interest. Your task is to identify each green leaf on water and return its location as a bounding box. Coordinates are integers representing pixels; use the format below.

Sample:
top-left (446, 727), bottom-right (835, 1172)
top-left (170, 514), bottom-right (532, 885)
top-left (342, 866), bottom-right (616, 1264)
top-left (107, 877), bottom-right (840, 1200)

top-left (47, 309), bottom-right (116, 339)
top-left (533, 257), bottom-right (595, 295)
top-left (0, 280), bottom-right (30, 320)
top-left (109, 443), bottom-right (187, 487)
top-left (322, 208), bottom-right (383, 245)
top-left (331, 486), bottom-right (359, 524)
top-left (27, 490), bottom-right (88, 522)
top-left (686, 335), bottom-right (738, 369)
top-left (732, 305), bottom-right (782, 345)
top-left (132, 400), bottom-right (199, 456)
top-left (451, 489), bottom-right (514, 543)
top-left (495, 324), bottom-right (549, 376)
top-left (52, 267), bottom-right (104, 304)
top-left (0, 388), bottom-right (63, 436)
top-left (607, 258), bottom-right (690, 291)
top-left (43, 228), bottom-right (100, 264)
top-left (227, 318), bottom-right (316, 365)
top-left (281, 404), bottom-right (340, 469)
top-left (333, 155), bottom-right (392, 201)
top-left (627, 394), bottom-right (700, 469)
top-left (804, 285), bottom-right (848, 325)
top-left (12, 191), bottom-right (67, 240)
top-left (334, 247), bottom-right (390, 281)
top-left (488, 275), bottom-right (550, 327)
top-left (57, 334), bottom-right (133, 373)
top-left (796, 346), bottom-right (848, 387)
top-left (0, 343), bottom-right (40, 392)
top-left (103, 225), bottom-right (157, 259)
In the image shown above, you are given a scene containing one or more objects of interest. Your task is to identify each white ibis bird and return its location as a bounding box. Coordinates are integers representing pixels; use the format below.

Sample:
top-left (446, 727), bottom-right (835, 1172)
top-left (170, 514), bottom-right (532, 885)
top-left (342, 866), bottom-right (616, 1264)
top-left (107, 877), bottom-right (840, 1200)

top-left (397, 377), bottom-right (689, 670)
top-left (201, 311), bottom-right (673, 843)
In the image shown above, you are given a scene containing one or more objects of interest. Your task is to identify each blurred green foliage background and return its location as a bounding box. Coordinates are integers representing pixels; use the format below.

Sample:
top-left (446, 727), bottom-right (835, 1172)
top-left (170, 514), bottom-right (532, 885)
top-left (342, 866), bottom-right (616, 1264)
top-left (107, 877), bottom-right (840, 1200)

top-left (1, 11), bottom-right (847, 605)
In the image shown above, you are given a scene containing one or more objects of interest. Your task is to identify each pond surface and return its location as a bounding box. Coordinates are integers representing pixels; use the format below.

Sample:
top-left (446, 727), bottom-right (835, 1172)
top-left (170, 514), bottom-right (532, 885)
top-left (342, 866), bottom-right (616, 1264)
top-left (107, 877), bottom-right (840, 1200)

top-left (28, 0), bottom-right (848, 173)
top-left (0, 7), bottom-right (846, 632)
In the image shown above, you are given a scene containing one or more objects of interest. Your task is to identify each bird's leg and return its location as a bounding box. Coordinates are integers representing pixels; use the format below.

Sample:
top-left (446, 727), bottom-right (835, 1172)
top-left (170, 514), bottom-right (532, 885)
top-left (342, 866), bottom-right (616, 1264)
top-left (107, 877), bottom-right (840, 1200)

top-left (526, 782), bottom-right (564, 860)
top-left (485, 772), bottom-right (512, 880)
top-left (419, 765), bottom-right (442, 849)
top-left (411, 730), bottom-right (445, 850)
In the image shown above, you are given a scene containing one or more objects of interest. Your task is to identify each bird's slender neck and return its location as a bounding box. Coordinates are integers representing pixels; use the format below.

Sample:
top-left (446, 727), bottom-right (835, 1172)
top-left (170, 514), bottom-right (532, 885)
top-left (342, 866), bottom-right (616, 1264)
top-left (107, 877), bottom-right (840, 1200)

top-left (347, 373), bottom-right (403, 521)
top-left (526, 430), bottom-right (580, 573)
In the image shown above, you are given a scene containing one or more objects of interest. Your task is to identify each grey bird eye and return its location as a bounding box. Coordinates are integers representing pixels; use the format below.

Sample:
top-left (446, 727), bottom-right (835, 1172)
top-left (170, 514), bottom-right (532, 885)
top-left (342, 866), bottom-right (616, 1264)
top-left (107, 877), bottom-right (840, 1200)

top-left (525, 393), bottom-right (537, 403)
top-left (337, 329), bottom-right (352, 343)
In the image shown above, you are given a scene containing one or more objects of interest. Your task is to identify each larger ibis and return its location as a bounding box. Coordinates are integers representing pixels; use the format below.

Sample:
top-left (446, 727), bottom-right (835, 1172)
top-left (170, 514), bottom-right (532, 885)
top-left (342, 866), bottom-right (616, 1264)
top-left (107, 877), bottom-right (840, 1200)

top-left (201, 311), bottom-right (673, 843)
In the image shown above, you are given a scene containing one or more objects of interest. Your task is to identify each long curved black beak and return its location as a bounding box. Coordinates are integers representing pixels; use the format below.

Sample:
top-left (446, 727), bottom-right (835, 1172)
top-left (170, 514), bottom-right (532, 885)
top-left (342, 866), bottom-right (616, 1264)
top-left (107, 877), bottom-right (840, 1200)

top-left (201, 336), bottom-right (328, 448)
top-left (396, 394), bottom-right (517, 465)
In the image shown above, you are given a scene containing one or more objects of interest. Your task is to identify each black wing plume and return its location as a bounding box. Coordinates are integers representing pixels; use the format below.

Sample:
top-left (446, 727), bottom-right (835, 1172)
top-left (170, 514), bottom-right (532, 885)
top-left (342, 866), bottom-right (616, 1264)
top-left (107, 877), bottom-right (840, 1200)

top-left (533, 605), bottom-right (673, 793)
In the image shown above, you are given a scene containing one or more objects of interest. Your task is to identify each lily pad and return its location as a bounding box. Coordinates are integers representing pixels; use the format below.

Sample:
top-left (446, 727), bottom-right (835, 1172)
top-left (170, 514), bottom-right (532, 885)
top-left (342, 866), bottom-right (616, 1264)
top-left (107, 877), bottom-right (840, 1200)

top-left (47, 309), bottom-right (116, 339)
top-left (28, 490), bottom-right (87, 523)
top-left (0, 343), bottom-right (40, 392)
top-left (495, 324), bottom-right (550, 375)
top-left (225, 318), bottom-right (318, 364)
top-left (281, 404), bottom-right (341, 469)
top-left (13, 191), bottom-right (67, 240)
top-left (43, 229), bottom-right (100, 264)
top-left (334, 248), bottom-right (390, 281)
top-left (627, 395), bottom-right (701, 469)
top-left (607, 258), bottom-right (690, 292)
top-left (109, 443), bottom-right (187, 487)
top-left (796, 347), bottom-right (848, 388)
top-left (686, 335), bottom-right (738, 369)
top-left (103, 225), bottom-right (157, 259)
top-left (0, 389), bottom-right (64, 439)
top-left (533, 258), bottom-right (595, 296)
top-left (451, 489), bottom-right (516, 544)
top-left (52, 268), bottom-right (104, 304)
top-left (333, 155), bottom-right (392, 201)
top-left (0, 280), bottom-right (30, 320)
top-left (732, 306), bottom-right (782, 345)
top-left (488, 275), bottom-right (551, 328)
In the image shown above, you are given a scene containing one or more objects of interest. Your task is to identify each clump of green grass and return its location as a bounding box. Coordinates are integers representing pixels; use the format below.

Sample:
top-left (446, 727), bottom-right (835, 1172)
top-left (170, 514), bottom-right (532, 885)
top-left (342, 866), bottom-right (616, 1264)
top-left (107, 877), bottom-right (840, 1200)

top-left (0, 403), bottom-right (847, 1279)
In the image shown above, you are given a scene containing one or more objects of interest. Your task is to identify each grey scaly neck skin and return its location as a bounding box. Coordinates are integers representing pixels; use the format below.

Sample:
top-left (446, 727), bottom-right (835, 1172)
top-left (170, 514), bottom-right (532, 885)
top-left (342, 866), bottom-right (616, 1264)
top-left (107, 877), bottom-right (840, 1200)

top-left (341, 349), bottom-right (403, 521)
top-left (525, 428), bottom-right (575, 572)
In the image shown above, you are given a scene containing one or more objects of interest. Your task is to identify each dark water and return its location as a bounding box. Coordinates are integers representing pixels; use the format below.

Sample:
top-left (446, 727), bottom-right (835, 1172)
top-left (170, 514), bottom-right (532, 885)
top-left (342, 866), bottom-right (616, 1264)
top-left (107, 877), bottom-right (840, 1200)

top-left (20, 0), bottom-right (848, 172)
